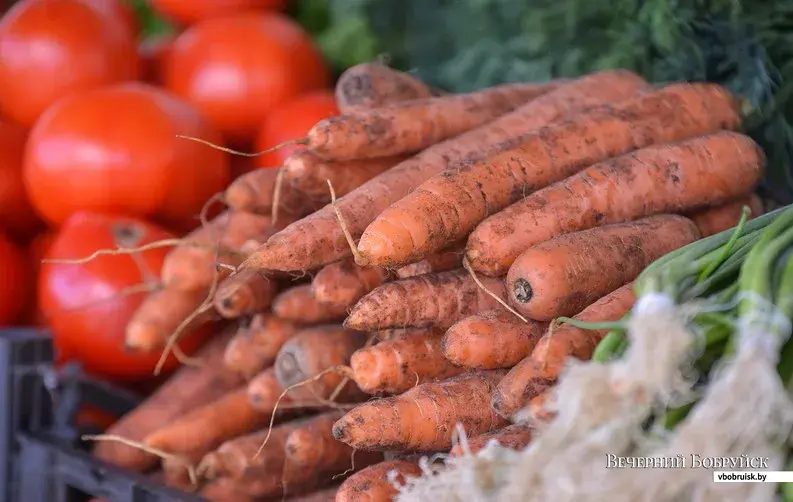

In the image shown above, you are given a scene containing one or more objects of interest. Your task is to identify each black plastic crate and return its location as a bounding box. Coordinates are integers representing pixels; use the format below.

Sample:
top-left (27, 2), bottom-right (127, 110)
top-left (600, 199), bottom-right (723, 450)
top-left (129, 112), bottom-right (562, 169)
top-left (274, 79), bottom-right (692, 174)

top-left (0, 329), bottom-right (205, 502)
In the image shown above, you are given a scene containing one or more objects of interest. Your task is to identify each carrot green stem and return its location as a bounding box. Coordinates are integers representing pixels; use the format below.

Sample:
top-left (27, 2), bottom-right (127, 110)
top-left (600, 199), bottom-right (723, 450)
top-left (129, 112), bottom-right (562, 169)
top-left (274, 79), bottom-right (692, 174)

top-left (696, 206), bottom-right (751, 283)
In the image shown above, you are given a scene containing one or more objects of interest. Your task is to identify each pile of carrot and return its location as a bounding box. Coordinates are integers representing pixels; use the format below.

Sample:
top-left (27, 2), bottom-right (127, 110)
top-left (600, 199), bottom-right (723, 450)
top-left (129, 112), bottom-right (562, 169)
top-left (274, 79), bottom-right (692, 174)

top-left (88, 62), bottom-right (769, 502)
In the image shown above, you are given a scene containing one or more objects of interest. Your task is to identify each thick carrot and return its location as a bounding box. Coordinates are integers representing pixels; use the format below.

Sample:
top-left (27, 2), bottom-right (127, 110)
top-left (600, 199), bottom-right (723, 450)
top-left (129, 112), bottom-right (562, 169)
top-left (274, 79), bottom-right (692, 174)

top-left (449, 423), bottom-right (532, 456)
top-left (442, 310), bottom-right (549, 369)
top-left (124, 286), bottom-right (215, 351)
top-left (199, 478), bottom-right (257, 502)
top-left (213, 269), bottom-right (277, 319)
top-left (93, 330), bottom-right (242, 471)
top-left (344, 268), bottom-right (508, 331)
top-left (285, 411), bottom-right (383, 472)
top-left (247, 367), bottom-right (301, 411)
top-left (492, 282), bottom-right (636, 419)
top-left (283, 150), bottom-right (406, 199)
top-left (335, 460), bottom-right (422, 502)
top-left (506, 214), bottom-right (701, 320)
top-left (395, 241), bottom-right (464, 278)
top-left (468, 130), bottom-right (765, 276)
top-left (685, 193), bottom-right (764, 237)
top-left (307, 81), bottom-right (560, 161)
top-left (241, 72), bottom-right (638, 273)
top-left (332, 370), bottom-right (508, 451)
top-left (224, 168), bottom-right (320, 217)
top-left (274, 325), bottom-right (368, 402)
top-left (272, 284), bottom-right (349, 323)
top-left (348, 328), bottom-right (464, 394)
top-left (358, 81), bottom-right (738, 268)
top-left (311, 258), bottom-right (393, 307)
top-left (334, 63), bottom-right (435, 112)
top-left (224, 314), bottom-right (301, 379)
top-left (143, 386), bottom-right (271, 459)
top-left (162, 210), bottom-right (277, 292)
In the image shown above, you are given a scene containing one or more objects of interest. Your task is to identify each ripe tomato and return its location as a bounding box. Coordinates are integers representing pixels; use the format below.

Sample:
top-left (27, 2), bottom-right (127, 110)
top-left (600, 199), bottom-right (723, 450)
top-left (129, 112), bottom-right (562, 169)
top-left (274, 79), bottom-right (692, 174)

top-left (39, 211), bottom-right (209, 381)
top-left (150, 0), bottom-right (287, 26)
top-left (0, 0), bottom-right (140, 127)
top-left (0, 119), bottom-right (42, 239)
top-left (24, 83), bottom-right (230, 228)
top-left (20, 229), bottom-right (57, 327)
top-left (139, 33), bottom-right (176, 86)
top-left (0, 230), bottom-right (31, 326)
top-left (254, 90), bottom-right (339, 167)
top-left (165, 12), bottom-right (329, 145)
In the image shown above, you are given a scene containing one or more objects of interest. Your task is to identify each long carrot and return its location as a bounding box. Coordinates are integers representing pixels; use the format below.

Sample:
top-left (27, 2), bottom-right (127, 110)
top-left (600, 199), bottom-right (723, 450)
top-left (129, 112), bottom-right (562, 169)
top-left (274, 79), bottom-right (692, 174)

top-left (162, 210), bottom-right (277, 292)
top-left (346, 328), bottom-right (464, 394)
top-left (224, 167), bottom-right (320, 217)
top-left (334, 62), bottom-right (435, 112)
top-left (685, 193), bottom-right (764, 237)
top-left (247, 367), bottom-right (302, 411)
top-left (305, 81), bottom-right (559, 161)
top-left (492, 282), bottom-right (636, 419)
top-left (357, 81), bottom-right (739, 268)
top-left (442, 310), bottom-right (549, 369)
top-left (449, 423), bottom-right (533, 456)
top-left (124, 286), bottom-right (216, 351)
top-left (311, 258), bottom-right (393, 307)
top-left (344, 268), bottom-right (508, 331)
top-left (283, 150), bottom-right (406, 199)
top-left (213, 269), bottom-right (277, 319)
top-left (272, 284), bottom-right (349, 323)
top-left (224, 315), bottom-right (301, 379)
top-left (274, 325), bottom-right (368, 402)
top-left (396, 241), bottom-right (465, 279)
top-left (240, 72), bottom-right (639, 273)
top-left (467, 130), bottom-right (765, 276)
top-left (332, 370), bottom-right (508, 451)
top-left (506, 214), bottom-right (701, 320)
top-left (335, 460), bottom-right (422, 502)
top-left (93, 330), bottom-right (242, 471)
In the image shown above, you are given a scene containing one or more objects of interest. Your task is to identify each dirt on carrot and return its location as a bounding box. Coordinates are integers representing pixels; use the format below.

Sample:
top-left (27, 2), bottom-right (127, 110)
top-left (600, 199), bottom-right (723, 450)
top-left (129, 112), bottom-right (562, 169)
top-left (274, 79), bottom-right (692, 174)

top-left (467, 129), bottom-right (764, 276)
top-left (334, 62), bottom-right (435, 112)
top-left (506, 214), bottom-right (700, 320)
top-left (396, 241), bottom-right (465, 278)
top-left (492, 282), bottom-right (636, 419)
top-left (449, 423), bottom-right (533, 456)
top-left (224, 168), bottom-right (321, 218)
top-left (224, 315), bottom-right (301, 379)
top-left (213, 269), bottom-right (277, 319)
top-left (442, 309), bottom-right (549, 369)
top-left (344, 268), bottom-right (508, 331)
top-left (311, 258), bottom-right (393, 308)
top-left (685, 193), bottom-right (764, 237)
top-left (93, 330), bottom-right (243, 471)
top-left (332, 370), bottom-right (508, 452)
top-left (335, 459), bottom-right (422, 502)
top-left (272, 284), bottom-right (350, 323)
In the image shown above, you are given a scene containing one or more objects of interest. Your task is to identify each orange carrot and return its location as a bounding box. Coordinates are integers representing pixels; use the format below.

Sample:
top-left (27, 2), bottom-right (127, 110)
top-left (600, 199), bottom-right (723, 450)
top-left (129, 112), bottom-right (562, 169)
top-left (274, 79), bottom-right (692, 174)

top-left (247, 367), bottom-right (301, 411)
top-left (286, 487), bottom-right (339, 502)
top-left (199, 478), bottom-right (257, 502)
top-left (347, 328), bottom-right (464, 394)
top-left (241, 72), bottom-right (639, 273)
top-left (213, 269), bottom-right (278, 319)
top-left (311, 258), bottom-right (393, 307)
top-left (467, 130), bottom-right (765, 276)
top-left (506, 214), bottom-right (700, 320)
top-left (358, 81), bottom-right (739, 268)
top-left (306, 81), bottom-right (560, 161)
top-left (685, 193), bottom-right (764, 237)
top-left (344, 268), bottom-right (508, 331)
top-left (335, 460), bottom-right (422, 502)
top-left (224, 315), bottom-right (301, 378)
top-left (224, 168), bottom-right (320, 217)
top-left (274, 325), bottom-right (368, 402)
top-left (334, 63), bottom-right (435, 112)
top-left (442, 310), bottom-right (549, 369)
top-left (492, 282), bottom-right (636, 419)
top-left (124, 286), bottom-right (216, 351)
top-left (272, 285), bottom-right (349, 323)
top-left (162, 210), bottom-right (277, 292)
top-left (93, 330), bottom-right (242, 471)
top-left (522, 391), bottom-right (556, 423)
top-left (449, 423), bottom-right (533, 456)
top-left (333, 370), bottom-right (508, 451)
top-left (283, 150), bottom-right (406, 199)
top-left (396, 241), bottom-right (465, 278)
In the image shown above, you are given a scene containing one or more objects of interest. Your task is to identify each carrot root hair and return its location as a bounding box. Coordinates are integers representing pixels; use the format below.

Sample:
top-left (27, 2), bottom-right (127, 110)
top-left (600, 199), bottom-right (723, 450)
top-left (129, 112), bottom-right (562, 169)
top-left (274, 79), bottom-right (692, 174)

top-left (271, 168), bottom-right (285, 227)
top-left (176, 134), bottom-right (308, 157)
top-left (327, 179), bottom-right (369, 267)
top-left (462, 257), bottom-right (528, 323)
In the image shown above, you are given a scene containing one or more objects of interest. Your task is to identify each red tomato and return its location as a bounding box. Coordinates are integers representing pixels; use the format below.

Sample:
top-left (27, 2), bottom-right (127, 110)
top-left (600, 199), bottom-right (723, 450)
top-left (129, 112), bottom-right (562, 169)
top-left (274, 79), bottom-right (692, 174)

top-left (75, 403), bottom-right (118, 430)
top-left (0, 119), bottom-right (42, 239)
top-left (139, 33), bottom-right (176, 86)
top-left (83, 0), bottom-right (140, 37)
top-left (20, 229), bottom-right (57, 326)
top-left (39, 211), bottom-right (209, 381)
top-left (150, 0), bottom-right (287, 25)
top-left (0, 0), bottom-right (141, 126)
top-left (0, 230), bottom-right (31, 326)
top-left (165, 12), bottom-right (329, 145)
top-left (24, 83), bottom-right (230, 228)
top-left (254, 90), bottom-right (339, 167)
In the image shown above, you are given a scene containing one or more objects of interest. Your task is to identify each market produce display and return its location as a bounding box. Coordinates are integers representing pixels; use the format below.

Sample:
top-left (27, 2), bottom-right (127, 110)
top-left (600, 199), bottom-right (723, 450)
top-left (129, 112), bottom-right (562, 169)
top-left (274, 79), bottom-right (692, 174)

top-left (0, 1), bottom-right (790, 502)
